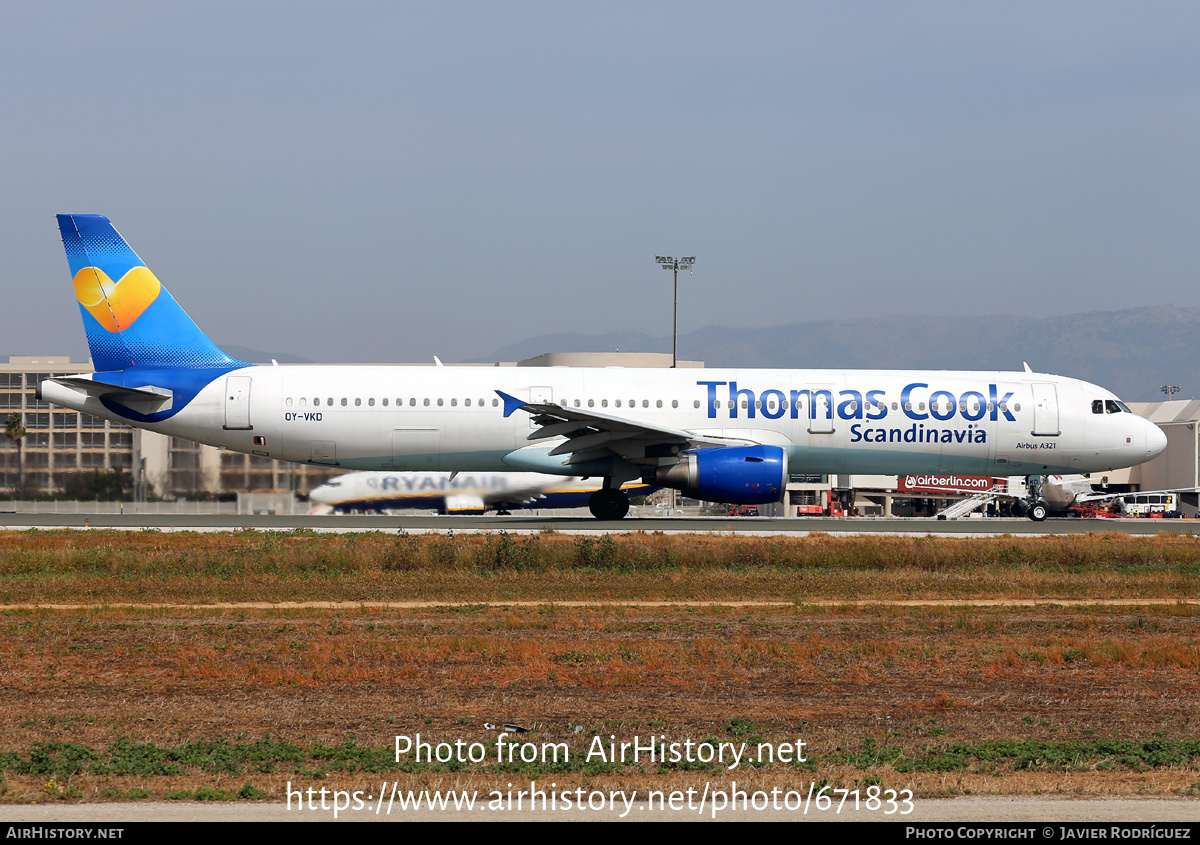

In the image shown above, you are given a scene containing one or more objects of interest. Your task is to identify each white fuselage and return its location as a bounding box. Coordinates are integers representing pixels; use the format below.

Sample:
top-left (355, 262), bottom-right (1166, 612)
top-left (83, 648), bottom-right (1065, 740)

top-left (42, 365), bottom-right (1166, 481)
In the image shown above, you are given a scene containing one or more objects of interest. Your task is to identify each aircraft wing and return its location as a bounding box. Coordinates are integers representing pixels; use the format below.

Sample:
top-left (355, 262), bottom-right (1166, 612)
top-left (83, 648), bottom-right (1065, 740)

top-left (497, 390), bottom-right (753, 468)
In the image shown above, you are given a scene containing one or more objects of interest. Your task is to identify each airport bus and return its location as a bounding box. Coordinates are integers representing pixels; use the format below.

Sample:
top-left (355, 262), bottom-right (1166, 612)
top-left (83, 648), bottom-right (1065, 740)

top-left (1120, 493), bottom-right (1177, 516)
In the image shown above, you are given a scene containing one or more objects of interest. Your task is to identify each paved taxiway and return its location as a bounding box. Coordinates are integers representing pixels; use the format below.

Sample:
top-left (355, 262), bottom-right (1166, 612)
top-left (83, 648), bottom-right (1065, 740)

top-left (1, 512), bottom-right (1197, 534)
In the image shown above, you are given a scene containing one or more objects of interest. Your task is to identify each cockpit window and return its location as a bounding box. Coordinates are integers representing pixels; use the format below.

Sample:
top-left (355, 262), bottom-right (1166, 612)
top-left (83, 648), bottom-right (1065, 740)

top-left (1092, 400), bottom-right (1104, 414)
top-left (1105, 400), bottom-right (1123, 414)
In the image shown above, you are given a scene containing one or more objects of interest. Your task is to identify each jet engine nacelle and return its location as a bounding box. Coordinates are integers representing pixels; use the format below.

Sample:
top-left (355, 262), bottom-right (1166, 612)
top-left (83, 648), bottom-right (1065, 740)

top-left (654, 445), bottom-right (788, 504)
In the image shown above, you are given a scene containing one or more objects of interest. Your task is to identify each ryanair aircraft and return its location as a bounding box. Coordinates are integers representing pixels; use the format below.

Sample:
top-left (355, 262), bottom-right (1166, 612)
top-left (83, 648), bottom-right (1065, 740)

top-left (308, 472), bottom-right (655, 515)
top-left (41, 215), bottom-right (1167, 520)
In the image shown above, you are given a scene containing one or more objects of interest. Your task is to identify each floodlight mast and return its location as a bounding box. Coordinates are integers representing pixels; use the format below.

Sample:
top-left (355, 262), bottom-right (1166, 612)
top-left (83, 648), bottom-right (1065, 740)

top-left (1161, 385), bottom-right (1182, 399)
top-left (655, 255), bottom-right (695, 368)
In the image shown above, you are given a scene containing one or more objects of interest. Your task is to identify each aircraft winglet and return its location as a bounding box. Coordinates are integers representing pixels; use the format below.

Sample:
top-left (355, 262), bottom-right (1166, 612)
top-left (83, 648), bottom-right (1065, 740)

top-left (496, 390), bottom-right (527, 418)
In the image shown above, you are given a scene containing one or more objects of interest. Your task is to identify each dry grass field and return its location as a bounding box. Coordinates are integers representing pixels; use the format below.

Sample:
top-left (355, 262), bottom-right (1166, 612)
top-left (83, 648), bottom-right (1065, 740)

top-left (0, 529), bottom-right (1198, 805)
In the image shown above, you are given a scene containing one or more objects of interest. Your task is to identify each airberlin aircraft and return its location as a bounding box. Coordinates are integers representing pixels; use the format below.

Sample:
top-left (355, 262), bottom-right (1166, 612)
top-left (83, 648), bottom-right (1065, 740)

top-left (41, 215), bottom-right (1167, 520)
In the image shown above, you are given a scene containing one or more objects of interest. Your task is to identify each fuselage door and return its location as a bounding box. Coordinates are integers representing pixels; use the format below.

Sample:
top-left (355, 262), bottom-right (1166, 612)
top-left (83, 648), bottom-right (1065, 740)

top-left (1031, 383), bottom-right (1060, 437)
top-left (806, 386), bottom-right (835, 435)
top-left (224, 376), bottom-right (253, 430)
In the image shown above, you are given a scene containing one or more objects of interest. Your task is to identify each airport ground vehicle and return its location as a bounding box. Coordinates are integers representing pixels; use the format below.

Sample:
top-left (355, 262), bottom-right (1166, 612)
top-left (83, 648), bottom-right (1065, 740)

top-left (1118, 492), bottom-right (1177, 516)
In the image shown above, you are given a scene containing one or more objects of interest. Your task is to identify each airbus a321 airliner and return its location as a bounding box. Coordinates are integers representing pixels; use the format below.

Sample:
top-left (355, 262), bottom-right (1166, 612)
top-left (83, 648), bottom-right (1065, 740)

top-left (41, 215), bottom-right (1167, 520)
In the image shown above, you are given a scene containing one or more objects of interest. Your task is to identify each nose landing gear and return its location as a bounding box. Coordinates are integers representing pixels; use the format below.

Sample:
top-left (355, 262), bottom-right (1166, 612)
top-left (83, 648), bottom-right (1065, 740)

top-left (1016, 476), bottom-right (1048, 521)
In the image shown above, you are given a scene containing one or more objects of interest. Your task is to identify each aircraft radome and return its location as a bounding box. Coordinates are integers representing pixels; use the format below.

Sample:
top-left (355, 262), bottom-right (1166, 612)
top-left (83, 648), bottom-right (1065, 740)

top-left (41, 215), bottom-right (1167, 520)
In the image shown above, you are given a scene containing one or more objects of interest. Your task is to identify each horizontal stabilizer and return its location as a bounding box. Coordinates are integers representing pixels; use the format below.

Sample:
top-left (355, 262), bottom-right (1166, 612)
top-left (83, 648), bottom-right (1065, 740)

top-left (44, 376), bottom-right (174, 415)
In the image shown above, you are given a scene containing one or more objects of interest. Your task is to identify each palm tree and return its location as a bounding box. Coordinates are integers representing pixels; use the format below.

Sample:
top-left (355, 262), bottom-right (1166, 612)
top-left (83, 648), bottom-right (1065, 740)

top-left (4, 413), bottom-right (26, 499)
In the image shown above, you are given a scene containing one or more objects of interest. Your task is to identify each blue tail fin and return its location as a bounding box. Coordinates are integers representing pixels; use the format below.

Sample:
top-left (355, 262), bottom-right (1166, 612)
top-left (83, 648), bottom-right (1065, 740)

top-left (57, 214), bottom-right (247, 373)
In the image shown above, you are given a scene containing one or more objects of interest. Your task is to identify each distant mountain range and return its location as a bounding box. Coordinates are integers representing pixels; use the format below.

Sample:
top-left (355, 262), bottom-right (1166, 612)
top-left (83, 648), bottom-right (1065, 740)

top-left (475, 306), bottom-right (1200, 403)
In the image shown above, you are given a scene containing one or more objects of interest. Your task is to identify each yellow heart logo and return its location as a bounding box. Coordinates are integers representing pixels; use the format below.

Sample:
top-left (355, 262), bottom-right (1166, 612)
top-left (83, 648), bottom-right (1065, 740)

top-left (73, 266), bottom-right (162, 333)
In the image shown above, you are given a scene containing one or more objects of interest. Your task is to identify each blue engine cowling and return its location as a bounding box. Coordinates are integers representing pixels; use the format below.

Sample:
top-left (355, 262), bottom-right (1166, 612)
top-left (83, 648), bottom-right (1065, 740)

top-left (654, 445), bottom-right (788, 504)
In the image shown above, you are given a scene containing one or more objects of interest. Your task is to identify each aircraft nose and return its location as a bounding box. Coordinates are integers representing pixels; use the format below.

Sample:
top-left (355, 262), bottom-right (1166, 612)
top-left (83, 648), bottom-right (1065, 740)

top-left (1145, 419), bottom-right (1167, 460)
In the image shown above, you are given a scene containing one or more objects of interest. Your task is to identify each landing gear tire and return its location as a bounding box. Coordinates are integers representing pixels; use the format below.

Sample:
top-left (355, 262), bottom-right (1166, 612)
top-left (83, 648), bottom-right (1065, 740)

top-left (1029, 502), bottom-right (1048, 522)
top-left (589, 489), bottom-right (630, 520)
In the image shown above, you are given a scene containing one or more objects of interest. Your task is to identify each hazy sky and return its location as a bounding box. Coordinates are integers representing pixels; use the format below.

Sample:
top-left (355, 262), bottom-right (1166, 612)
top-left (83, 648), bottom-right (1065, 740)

top-left (3, 1), bottom-right (1198, 364)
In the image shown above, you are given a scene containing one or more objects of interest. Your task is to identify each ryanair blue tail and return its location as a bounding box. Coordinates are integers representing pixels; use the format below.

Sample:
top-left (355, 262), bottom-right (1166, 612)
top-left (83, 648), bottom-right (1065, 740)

top-left (57, 214), bottom-right (246, 373)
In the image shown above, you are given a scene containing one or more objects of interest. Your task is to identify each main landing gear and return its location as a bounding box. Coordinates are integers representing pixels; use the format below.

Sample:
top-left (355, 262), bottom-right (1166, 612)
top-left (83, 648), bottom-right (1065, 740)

top-left (588, 488), bottom-right (630, 520)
